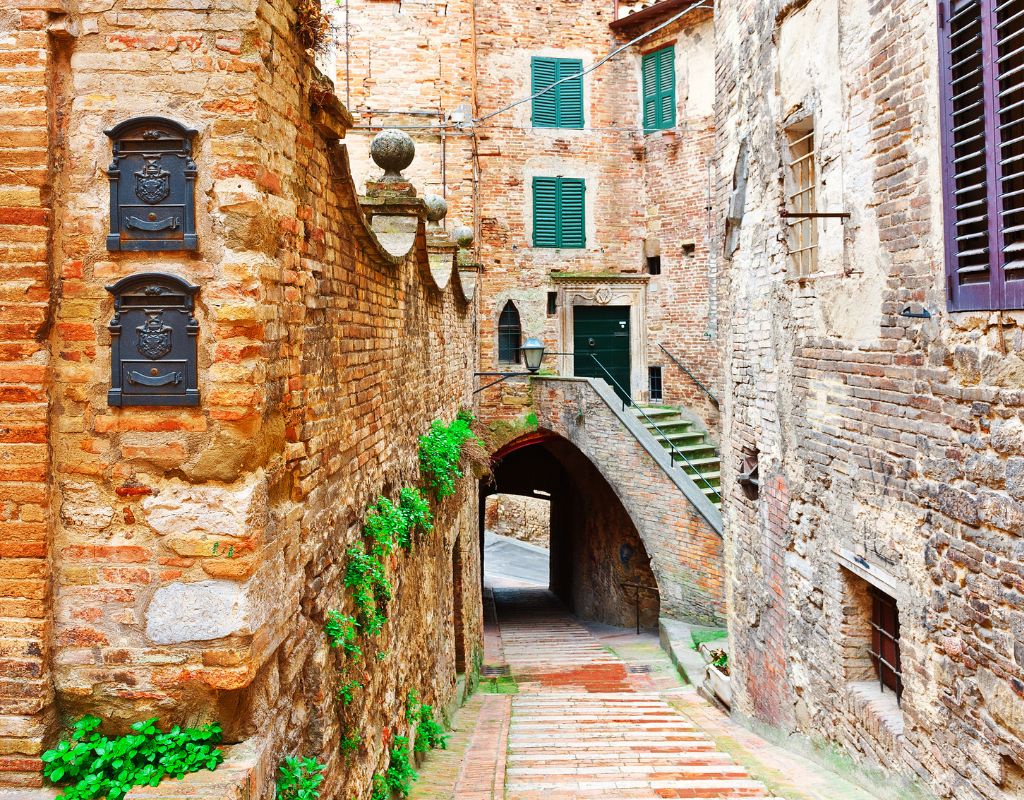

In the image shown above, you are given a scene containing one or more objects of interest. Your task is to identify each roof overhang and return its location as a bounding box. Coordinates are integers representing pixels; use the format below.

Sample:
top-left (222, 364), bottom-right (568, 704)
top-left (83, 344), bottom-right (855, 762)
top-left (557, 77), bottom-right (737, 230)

top-left (610, 0), bottom-right (711, 34)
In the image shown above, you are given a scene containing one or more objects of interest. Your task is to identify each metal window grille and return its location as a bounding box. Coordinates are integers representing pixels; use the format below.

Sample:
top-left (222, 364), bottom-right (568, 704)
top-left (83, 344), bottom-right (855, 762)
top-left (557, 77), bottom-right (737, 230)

top-left (786, 127), bottom-right (818, 275)
top-left (647, 255), bottom-right (662, 275)
top-left (648, 365), bottom-right (663, 402)
top-left (868, 586), bottom-right (903, 703)
top-left (497, 302), bottom-right (521, 364)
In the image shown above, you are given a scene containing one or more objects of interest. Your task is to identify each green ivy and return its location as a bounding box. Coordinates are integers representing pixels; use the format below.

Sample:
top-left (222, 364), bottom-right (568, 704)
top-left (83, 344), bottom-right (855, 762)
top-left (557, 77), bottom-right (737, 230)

top-left (337, 678), bottom-right (362, 706)
top-left (344, 544), bottom-right (390, 636)
top-left (418, 412), bottom-right (481, 500)
top-left (276, 756), bottom-right (324, 800)
top-left (369, 773), bottom-right (390, 800)
top-left (364, 497), bottom-right (405, 558)
top-left (41, 716), bottom-right (223, 800)
top-left (405, 690), bottom-right (420, 723)
top-left (384, 736), bottom-right (417, 797)
top-left (414, 704), bottom-right (449, 752)
top-left (339, 729), bottom-right (362, 757)
top-left (324, 611), bottom-right (361, 660)
top-left (397, 487), bottom-right (433, 544)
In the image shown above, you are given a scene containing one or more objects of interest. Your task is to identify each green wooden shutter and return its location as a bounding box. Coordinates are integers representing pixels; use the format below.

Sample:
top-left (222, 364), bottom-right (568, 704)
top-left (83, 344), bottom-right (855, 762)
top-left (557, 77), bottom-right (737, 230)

top-left (557, 59), bottom-right (584, 129)
top-left (532, 58), bottom-right (558, 128)
top-left (533, 177), bottom-right (585, 249)
top-left (532, 57), bottom-right (584, 128)
top-left (557, 178), bottom-right (586, 248)
top-left (533, 177), bottom-right (559, 247)
top-left (641, 46), bottom-right (675, 132)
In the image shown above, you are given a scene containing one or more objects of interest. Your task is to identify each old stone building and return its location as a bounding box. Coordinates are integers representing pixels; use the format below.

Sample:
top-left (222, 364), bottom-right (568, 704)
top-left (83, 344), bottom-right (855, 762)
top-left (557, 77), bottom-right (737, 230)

top-left (0, 0), bottom-right (482, 797)
top-left (717, 0), bottom-right (1024, 799)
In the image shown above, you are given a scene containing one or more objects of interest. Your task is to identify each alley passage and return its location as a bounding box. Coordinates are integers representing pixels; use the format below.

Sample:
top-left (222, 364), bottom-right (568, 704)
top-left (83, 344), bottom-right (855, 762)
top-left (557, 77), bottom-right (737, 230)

top-left (497, 589), bottom-right (772, 800)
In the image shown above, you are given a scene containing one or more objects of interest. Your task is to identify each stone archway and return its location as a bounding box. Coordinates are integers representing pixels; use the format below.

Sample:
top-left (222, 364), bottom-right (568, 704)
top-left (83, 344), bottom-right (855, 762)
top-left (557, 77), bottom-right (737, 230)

top-left (482, 430), bottom-right (660, 630)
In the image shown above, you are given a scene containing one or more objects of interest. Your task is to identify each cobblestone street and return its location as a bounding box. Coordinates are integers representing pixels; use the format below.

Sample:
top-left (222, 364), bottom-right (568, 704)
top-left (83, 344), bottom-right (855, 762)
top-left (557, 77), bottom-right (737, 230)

top-left (411, 570), bottom-right (881, 800)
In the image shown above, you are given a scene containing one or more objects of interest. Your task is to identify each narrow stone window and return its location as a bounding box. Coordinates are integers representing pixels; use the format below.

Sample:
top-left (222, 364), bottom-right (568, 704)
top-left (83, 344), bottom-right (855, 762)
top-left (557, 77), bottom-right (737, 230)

top-left (497, 301), bottom-right (522, 364)
top-left (869, 586), bottom-right (903, 702)
top-left (785, 123), bottom-right (818, 275)
top-left (547, 291), bottom-right (558, 315)
top-left (648, 365), bottom-right (663, 401)
top-left (646, 255), bottom-right (662, 275)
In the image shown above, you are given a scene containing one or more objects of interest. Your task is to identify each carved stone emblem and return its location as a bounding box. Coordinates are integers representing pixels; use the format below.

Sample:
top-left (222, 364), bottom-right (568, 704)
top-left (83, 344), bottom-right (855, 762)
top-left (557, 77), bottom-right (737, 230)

top-left (135, 159), bottom-right (171, 205)
top-left (594, 286), bottom-right (613, 304)
top-left (136, 311), bottom-right (173, 360)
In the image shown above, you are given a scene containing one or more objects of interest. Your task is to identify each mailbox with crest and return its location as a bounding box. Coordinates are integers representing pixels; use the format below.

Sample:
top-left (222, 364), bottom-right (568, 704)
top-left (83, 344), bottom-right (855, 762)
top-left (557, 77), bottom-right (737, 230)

top-left (105, 116), bottom-right (198, 251)
top-left (106, 273), bottom-right (200, 407)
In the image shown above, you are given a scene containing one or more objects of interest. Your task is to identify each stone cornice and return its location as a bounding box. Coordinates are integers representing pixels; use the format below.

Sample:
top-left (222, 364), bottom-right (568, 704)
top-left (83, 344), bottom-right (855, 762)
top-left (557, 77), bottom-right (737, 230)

top-left (549, 271), bottom-right (650, 284)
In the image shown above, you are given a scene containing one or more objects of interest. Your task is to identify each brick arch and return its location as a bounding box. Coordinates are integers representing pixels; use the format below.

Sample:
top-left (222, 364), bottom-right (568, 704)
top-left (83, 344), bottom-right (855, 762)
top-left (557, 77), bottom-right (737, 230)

top-left (481, 377), bottom-right (724, 625)
top-left (485, 429), bottom-right (661, 629)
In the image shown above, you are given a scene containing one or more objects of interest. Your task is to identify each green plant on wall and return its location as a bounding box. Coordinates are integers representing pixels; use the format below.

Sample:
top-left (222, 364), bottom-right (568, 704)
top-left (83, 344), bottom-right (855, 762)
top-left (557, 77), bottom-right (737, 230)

top-left (414, 704), bottom-right (449, 752)
top-left (369, 773), bottom-right (390, 800)
top-left (324, 611), bottom-right (361, 660)
top-left (337, 678), bottom-right (362, 706)
top-left (344, 545), bottom-right (390, 636)
top-left (418, 412), bottom-right (481, 500)
top-left (398, 487), bottom-right (433, 544)
top-left (41, 716), bottom-right (223, 800)
top-left (384, 736), bottom-right (417, 797)
top-left (339, 729), bottom-right (362, 757)
top-left (276, 756), bottom-right (324, 800)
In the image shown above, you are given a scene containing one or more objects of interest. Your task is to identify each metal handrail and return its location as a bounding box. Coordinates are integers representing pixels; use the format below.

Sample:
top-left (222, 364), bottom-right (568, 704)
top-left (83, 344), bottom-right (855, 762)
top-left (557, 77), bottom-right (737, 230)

top-left (658, 343), bottom-right (718, 406)
top-left (587, 354), bottom-right (719, 499)
top-left (620, 581), bottom-right (659, 634)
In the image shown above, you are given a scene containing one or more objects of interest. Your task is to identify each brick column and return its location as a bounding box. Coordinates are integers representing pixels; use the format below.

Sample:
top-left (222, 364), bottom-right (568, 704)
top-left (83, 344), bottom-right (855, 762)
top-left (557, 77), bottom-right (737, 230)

top-left (0, 0), bottom-right (59, 788)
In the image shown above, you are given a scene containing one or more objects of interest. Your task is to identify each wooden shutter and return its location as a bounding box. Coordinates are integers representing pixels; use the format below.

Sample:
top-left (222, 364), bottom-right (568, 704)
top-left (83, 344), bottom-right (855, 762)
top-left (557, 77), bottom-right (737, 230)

top-left (642, 47), bottom-right (675, 132)
top-left (939, 0), bottom-right (1024, 310)
top-left (557, 59), bottom-right (585, 129)
top-left (532, 58), bottom-right (558, 128)
top-left (533, 177), bottom-right (585, 248)
top-left (533, 177), bottom-right (559, 247)
top-left (558, 178), bottom-right (586, 248)
top-left (642, 52), bottom-right (659, 130)
top-left (992, 0), bottom-right (1024, 307)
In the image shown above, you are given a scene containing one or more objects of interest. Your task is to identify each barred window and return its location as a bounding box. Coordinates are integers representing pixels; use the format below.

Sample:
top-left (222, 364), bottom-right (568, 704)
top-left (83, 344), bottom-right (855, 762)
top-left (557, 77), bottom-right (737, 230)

top-left (869, 587), bottom-right (903, 702)
top-left (785, 124), bottom-right (818, 275)
top-left (497, 302), bottom-right (522, 365)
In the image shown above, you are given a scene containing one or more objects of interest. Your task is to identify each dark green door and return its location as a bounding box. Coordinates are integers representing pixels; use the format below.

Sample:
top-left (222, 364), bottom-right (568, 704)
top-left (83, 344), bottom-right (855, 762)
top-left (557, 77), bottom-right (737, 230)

top-left (573, 306), bottom-right (631, 403)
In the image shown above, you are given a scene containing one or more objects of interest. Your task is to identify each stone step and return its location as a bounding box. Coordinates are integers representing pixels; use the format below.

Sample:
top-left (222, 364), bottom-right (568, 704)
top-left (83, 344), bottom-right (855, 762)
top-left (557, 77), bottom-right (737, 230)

top-left (650, 430), bottom-right (707, 446)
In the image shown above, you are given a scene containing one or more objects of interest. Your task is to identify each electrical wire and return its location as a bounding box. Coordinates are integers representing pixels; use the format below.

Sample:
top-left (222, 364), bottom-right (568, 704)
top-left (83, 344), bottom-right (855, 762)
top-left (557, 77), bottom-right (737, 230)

top-left (473, 1), bottom-right (713, 126)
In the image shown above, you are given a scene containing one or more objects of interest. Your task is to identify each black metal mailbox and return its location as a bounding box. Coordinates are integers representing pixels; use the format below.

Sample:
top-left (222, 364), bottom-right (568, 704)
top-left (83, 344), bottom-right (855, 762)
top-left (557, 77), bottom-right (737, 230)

top-left (106, 273), bottom-right (199, 407)
top-left (105, 116), bottom-right (198, 251)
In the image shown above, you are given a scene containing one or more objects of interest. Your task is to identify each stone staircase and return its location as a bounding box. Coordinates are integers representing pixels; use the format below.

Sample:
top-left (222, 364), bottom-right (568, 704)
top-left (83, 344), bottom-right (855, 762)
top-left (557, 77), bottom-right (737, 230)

top-left (634, 407), bottom-right (722, 508)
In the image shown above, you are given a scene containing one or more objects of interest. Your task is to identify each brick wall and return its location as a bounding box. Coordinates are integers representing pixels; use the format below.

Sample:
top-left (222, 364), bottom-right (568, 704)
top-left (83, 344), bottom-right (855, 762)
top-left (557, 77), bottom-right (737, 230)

top-left (0, 0), bottom-right (482, 796)
top-left (0, 0), bottom-right (62, 787)
top-left (718, 0), bottom-right (1024, 797)
top-left (338, 0), bottom-right (721, 430)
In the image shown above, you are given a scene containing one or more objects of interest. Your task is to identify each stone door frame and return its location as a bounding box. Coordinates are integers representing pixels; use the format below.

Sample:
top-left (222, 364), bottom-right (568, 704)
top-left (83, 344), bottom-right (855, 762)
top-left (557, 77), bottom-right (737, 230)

top-left (552, 273), bottom-right (650, 402)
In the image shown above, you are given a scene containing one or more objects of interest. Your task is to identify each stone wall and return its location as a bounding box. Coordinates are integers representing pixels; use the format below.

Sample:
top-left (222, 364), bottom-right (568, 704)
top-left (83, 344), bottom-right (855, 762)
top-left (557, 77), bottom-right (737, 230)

top-left (0, 0), bottom-right (481, 796)
top-left (717, 0), bottom-right (1024, 798)
top-left (484, 493), bottom-right (550, 548)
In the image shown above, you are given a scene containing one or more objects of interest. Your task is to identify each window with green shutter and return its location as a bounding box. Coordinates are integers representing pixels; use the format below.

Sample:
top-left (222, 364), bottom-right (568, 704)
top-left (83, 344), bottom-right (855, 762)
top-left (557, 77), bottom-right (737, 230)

top-left (533, 177), bottom-right (586, 249)
top-left (531, 57), bottom-right (584, 129)
top-left (641, 47), bottom-right (675, 132)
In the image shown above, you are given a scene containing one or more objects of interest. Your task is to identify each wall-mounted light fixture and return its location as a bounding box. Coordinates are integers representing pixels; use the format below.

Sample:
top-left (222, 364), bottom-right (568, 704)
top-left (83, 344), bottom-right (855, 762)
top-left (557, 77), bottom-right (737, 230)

top-left (474, 338), bottom-right (547, 394)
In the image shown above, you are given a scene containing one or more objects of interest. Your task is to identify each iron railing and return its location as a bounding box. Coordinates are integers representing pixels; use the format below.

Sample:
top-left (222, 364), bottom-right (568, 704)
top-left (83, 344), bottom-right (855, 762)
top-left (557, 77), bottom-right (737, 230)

top-left (587, 354), bottom-right (719, 500)
top-left (620, 581), bottom-right (659, 634)
top-left (658, 343), bottom-right (718, 406)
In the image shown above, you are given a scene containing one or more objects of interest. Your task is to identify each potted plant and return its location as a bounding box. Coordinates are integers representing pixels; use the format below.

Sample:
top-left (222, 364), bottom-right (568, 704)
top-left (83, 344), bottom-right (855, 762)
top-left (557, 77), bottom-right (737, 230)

top-left (704, 648), bottom-right (732, 708)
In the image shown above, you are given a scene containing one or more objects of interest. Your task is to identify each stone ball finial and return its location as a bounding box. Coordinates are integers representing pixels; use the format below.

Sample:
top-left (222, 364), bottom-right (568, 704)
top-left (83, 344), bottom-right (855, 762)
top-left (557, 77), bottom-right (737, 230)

top-left (453, 225), bottom-right (474, 248)
top-left (424, 194), bottom-right (448, 229)
top-left (370, 129), bottom-right (415, 182)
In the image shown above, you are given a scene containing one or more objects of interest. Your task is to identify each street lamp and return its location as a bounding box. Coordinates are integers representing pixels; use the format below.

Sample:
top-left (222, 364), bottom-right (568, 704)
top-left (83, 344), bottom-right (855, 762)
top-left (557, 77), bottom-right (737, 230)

top-left (520, 338), bottom-right (545, 373)
top-left (473, 338), bottom-right (549, 394)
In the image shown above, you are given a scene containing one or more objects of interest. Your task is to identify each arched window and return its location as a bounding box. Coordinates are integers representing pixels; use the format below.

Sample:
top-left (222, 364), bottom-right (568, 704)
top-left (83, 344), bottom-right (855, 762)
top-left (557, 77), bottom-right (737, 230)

top-left (497, 301), bottom-right (522, 364)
